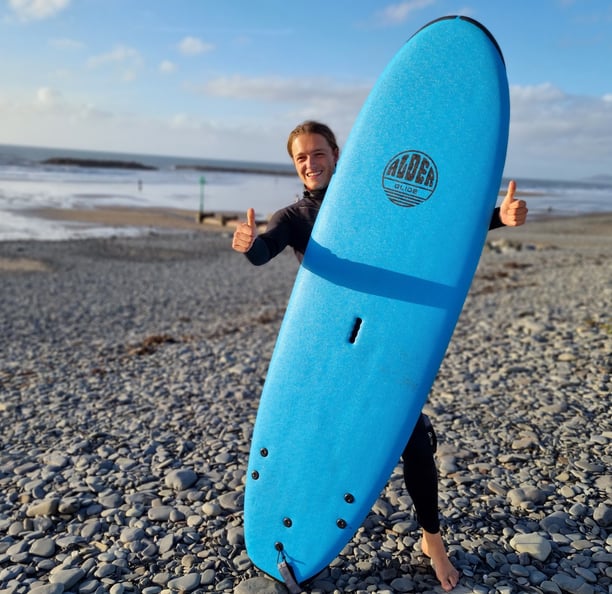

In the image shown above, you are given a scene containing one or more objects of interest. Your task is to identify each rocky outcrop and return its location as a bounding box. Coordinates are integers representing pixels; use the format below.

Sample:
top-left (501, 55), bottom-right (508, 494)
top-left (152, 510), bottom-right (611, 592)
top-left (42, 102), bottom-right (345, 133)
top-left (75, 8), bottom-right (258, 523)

top-left (42, 157), bottom-right (157, 170)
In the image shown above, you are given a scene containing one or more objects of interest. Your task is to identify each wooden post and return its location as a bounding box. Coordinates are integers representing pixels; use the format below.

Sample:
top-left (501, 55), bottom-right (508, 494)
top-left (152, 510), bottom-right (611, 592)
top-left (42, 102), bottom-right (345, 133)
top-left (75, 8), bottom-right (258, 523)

top-left (197, 175), bottom-right (206, 222)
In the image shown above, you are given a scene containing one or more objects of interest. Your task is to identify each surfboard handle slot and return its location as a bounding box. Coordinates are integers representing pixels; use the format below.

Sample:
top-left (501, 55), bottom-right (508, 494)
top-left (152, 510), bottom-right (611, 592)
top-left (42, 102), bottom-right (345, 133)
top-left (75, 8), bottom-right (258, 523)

top-left (349, 317), bottom-right (363, 344)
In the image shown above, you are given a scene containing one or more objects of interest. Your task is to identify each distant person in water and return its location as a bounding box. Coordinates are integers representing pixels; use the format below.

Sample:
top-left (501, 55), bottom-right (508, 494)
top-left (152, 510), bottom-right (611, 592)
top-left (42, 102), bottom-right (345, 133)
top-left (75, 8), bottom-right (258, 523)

top-left (232, 121), bottom-right (527, 591)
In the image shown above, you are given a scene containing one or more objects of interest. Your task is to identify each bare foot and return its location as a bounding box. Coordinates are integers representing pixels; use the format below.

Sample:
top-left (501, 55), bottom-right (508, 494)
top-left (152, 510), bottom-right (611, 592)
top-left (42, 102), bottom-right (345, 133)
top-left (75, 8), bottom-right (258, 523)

top-left (421, 529), bottom-right (460, 592)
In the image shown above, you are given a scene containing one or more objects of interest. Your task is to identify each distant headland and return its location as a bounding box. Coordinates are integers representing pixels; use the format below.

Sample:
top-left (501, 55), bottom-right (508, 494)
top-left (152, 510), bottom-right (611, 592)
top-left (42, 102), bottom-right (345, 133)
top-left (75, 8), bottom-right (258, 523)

top-left (41, 157), bottom-right (295, 176)
top-left (42, 158), bottom-right (156, 170)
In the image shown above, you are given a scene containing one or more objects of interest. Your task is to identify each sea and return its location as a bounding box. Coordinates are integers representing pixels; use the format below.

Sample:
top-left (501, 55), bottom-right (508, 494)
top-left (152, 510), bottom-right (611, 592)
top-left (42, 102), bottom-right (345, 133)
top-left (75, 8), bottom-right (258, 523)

top-left (0, 143), bottom-right (610, 242)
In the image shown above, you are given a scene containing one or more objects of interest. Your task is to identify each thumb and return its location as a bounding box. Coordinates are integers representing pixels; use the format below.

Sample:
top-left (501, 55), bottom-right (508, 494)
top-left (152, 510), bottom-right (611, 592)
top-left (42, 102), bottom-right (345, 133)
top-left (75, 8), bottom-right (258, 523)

top-left (246, 207), bottom-right (256, 229)
top-left (502, 179), bottom-right (517, 205)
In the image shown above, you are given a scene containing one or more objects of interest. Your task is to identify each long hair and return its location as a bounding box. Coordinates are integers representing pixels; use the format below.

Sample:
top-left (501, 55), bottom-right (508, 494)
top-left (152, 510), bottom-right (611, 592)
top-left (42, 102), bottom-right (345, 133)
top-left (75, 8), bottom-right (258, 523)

top-left (286, 121), bottom-right (339, 158)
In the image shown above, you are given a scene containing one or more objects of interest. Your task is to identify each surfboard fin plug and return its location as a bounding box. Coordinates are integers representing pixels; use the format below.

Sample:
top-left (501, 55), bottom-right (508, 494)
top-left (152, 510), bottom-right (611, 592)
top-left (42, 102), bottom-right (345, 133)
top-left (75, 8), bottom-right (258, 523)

top-left (275, 544), bottom-right (302, 594)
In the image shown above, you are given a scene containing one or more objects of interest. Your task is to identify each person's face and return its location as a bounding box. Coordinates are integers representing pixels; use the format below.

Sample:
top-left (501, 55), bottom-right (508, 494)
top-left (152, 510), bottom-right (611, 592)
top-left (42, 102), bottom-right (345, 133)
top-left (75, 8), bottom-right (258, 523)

top-left (291, 133), bottom-right (339, 191)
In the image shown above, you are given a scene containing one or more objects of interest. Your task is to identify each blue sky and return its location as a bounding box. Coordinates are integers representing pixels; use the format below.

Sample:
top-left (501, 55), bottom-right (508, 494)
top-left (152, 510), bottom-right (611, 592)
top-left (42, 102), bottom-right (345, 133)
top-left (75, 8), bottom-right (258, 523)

top-left (0, 0), bottom-right (611, 181)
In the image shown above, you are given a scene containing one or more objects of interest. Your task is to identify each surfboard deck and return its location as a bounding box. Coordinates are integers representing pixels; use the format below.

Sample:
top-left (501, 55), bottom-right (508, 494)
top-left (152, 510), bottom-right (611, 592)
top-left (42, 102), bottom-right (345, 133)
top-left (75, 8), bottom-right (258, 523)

top-left (244, 15), bottom-right (510, 586)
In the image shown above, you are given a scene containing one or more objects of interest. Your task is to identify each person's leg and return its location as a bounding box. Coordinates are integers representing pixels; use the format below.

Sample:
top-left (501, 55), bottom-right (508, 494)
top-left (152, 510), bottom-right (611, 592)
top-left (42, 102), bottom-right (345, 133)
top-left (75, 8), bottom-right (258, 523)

top-left (402, 414), bottom-right (459, 591)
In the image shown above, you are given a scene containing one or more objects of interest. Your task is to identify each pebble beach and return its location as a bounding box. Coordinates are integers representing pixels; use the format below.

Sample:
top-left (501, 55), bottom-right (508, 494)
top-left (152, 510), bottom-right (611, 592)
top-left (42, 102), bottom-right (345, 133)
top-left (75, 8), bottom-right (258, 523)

top-left (0, 211), bottom-right (610, 594)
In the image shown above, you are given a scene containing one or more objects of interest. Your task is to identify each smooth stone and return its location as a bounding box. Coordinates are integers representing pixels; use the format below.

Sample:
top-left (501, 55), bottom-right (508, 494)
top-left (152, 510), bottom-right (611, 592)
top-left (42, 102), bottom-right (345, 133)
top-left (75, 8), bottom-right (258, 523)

top-left (201, 501), bottom-right (222, 517)
top-left (391, 521), bottom-right (413, 536)
top-left (158, 533), bottom-right (174, 555)
top-left (200, 568), bottom-right (216, 586)
top-left (120, 526), bottom-right (145, 543)
top-left (594, 475), bottom-right (611, 491)
top-left (507, 486), bottom-right (546, 508)
top-left (43, 452), bottom-right (69, 470)
top-left (509, 533), bottom-right (552, 561)
top-left (164, 468), bottom-right (198, 490)
top-left (80, 520), bottom-right (102, 540)
top-left (540, 511), bottom-right (568, 533)
top-left (390, 577), bottom-right (415, 592)
top-left (29, 537), bottom-right (56, 557)
top-left (166, 573), bottom-right (200, 592)
top-left (49, 567), bottom-right (85, 588)
top-left (30, 585), bottom-right (65, 594)
top-left (227, 526), bottom-right (244, 546)
top-left (148, 505), bottom-right (174, 521)
top-left (99, 493), bottom-right (123, 508)
top-left (593, 502), bottom-right (611, 527)
top-left (552, 573), bottom-right (594, 594)
top-left (574, 566), bottom-right (597, 583)
top-left (234, 577), bottom-right (287, 594)
top-left (529, 569), bottom-right (548, 585)
top-left (217, 491), bottom-right (243, 511)
top-left (540, 580), bottom-right (562, 594)
top-left (26, 499), bottom-right (59, 517)
top-left (78, 579), bottom-right (102, 594)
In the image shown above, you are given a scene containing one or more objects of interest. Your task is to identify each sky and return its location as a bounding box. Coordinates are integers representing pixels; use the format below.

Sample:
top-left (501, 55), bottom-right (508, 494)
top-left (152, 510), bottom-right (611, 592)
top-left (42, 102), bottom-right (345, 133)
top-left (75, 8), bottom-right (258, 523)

top-left (0, 0), bottom-right (611, 181)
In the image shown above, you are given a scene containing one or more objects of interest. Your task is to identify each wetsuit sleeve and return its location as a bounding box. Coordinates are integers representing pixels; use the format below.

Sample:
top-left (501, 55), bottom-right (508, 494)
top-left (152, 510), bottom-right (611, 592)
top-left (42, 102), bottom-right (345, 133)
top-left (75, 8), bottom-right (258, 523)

top-left (245, 237), bottom-right (272, 266)
top-left (489, 206), bottom-right (504, 230)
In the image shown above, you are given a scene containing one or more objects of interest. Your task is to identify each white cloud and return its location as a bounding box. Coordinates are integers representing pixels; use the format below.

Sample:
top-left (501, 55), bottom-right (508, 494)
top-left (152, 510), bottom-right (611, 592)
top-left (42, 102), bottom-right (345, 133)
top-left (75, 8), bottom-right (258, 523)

top-left (375, 0), bottom-right (436, 26)
top-left (86, 45), bottom-right (143, 82)
top-left (506, 83), bottom-right (612, 178)
top-left (35, 86), bottom-right (62, 108)
top-left (178, 36), bottom-right (215, 56)
top-left (9, 0), bottom-right (70, 20)
top-left (159, 60), bottom-right (176, 74)
top-left (87, 45), bottom-right (142, 69)
top-left (201, 75), bottom-right (370, 107)
top-left (168, 113), bottom-right (201, 130)
top-left (50, 37), bottom-right (83, 50)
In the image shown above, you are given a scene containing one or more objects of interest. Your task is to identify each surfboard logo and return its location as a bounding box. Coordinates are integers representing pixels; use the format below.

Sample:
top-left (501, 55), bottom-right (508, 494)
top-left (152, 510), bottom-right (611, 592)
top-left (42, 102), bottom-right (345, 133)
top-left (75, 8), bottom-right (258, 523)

top-left (382, 150), bottom-right (438, 207)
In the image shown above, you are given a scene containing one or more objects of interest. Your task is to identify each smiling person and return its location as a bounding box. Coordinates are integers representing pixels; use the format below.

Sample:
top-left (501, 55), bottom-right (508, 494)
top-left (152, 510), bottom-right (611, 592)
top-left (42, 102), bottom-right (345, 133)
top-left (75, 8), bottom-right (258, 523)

top-left (232, 120), bottom-right (527, 591)
top-left (232, 121), bottom-right (340, 264)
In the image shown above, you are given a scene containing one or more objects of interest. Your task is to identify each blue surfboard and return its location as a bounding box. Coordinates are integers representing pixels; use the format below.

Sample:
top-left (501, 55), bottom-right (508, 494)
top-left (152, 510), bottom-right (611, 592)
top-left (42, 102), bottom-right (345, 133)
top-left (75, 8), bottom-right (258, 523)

top-left (244, 15), bottom-right (510, 587)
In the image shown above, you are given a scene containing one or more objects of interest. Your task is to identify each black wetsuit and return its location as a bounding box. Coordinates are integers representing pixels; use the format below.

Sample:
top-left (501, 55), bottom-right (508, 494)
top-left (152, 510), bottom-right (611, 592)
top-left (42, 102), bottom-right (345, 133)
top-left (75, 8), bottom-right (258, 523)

top-left (245, 188), bottom-right (505, 533)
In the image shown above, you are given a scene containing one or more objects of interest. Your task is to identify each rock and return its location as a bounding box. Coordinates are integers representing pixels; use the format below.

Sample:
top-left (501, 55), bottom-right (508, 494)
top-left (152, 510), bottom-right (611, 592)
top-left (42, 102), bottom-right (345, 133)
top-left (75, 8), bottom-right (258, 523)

top-left (507, 485), bottom-right (547, 508)
top-left (540, 511), bottom-right (569, 533)
top-left (390, 576), bottom-right (415, 592)
top-left (164, 468), bottom-right (198, 490)
top-left (26, 499), bottom-right (59, 517)
top-left (234, 577), bottom-right (288, 594)
top-left (30, 585), bottom-right (65, 594)
top-left (510, 533), bottom-right (552, 561)
top-left (552, 573), bottom-right (594, 594)
top-left (593, 502), bottom-right (612, 527)
top-left (29, 537), bottom-right (56, 558)
top-left (166, 573), bottom-right (201, 592)
top-left (49, 567), bottom-right (85, 589)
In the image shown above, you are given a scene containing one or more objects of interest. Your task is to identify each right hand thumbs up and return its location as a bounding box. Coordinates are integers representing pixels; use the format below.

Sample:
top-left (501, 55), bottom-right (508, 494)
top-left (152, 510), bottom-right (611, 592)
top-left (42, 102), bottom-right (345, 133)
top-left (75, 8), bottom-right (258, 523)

top-left (232, 208), bottom-right (257, 253)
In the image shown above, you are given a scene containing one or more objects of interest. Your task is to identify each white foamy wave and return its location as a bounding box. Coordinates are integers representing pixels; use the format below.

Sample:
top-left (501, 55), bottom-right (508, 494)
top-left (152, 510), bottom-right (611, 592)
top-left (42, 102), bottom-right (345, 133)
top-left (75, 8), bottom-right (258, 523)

top-left (1, 143), bottom-right (609, 241)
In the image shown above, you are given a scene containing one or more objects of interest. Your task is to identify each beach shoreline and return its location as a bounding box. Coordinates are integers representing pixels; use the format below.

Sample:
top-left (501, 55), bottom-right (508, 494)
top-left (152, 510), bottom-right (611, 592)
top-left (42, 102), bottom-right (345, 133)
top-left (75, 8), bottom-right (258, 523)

top-left (23, 202), bottom-right (612, 237)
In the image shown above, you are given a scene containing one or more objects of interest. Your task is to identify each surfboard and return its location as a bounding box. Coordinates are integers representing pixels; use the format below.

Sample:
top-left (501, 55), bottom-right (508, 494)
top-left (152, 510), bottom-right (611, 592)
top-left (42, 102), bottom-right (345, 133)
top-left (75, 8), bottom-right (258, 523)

top-left (244, 15), bottom-right (510, 587)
